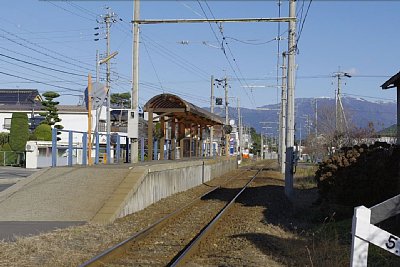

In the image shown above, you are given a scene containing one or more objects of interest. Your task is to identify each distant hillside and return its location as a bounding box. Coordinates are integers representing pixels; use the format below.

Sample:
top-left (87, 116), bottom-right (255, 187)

top-left (209, 97), bottom-right (397, 138)
top-left (377, 124), bottom-right (396, 137)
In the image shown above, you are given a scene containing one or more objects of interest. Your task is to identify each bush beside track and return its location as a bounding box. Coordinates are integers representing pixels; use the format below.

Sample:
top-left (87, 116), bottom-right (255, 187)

top-left (315, 142), bottom-right (400, 217)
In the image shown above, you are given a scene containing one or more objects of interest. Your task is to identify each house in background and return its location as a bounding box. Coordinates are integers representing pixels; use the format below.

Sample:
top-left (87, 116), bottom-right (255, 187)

top-left (0, 89), bottom-right (131, 167)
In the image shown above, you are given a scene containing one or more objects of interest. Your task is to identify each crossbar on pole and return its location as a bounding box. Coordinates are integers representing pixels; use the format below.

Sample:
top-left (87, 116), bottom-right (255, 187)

top-left (132, 17), bottom-right (295, 24)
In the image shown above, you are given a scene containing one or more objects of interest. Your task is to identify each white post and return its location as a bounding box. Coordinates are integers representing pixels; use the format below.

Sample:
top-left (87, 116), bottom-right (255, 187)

top-left (351, 206), bottom-right (371, 267)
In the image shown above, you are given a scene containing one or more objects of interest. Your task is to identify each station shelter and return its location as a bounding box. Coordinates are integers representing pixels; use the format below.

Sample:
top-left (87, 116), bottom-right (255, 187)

top-left (143, 93), bottom-right (223, 160)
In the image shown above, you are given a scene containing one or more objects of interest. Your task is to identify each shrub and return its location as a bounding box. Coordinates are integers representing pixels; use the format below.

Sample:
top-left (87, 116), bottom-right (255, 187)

top-left (9, 112), bottom-right (29, 152)
top-left (315, 142), bottom-right (399, 216)
top-left (32, 124), bottom-right (52, 141)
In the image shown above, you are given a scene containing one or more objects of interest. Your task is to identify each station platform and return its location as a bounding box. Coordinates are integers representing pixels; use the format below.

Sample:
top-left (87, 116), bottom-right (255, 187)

top-left (0, 158), bottom-right (237, 240)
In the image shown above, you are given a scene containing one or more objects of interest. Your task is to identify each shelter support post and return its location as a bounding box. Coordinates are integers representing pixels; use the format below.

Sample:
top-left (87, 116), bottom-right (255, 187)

top-left (171, 119), bottom-right (176, 160)
top-left (179, 121), bottom-right (184, 159)
top-left (147, 110), bottom-right (153, 161)
top-left (160, 116), bottom-right (165, 160)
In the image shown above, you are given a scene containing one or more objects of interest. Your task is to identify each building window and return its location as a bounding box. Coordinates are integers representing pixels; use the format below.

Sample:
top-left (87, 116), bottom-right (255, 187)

top-left (3, 118), bottom-right (11, 130)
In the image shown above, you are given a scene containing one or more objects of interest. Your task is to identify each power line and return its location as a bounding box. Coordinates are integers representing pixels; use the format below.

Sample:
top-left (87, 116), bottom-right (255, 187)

top-left (0, 53), bottom-right (86, 77)
top-left (198, 0), bottom-right (256, 108)
top-left (142, 39), bottom-right (165, 93)
top-left (141, 33), bottom-right (210, 80)
top-left (0, 27), bottom-right (95, 72)
top-left (0, 46), bottom-right (91, 75)
top-left (47, 1), bottom-right (94, 22)
top-left (224, 36), bottom-right (276, 46)
top-left (0, 57), bottom-right (86, 88)
top-left (296, 0), bottom-right (312, 46)
top-left (342, 93), bottom-right (395, 102)
top-left (0, 70), bottom-right (82, 92)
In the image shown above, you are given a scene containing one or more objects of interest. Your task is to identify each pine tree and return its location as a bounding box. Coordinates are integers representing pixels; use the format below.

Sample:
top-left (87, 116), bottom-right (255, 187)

top-left (39, 91), bottom-right (64, 140)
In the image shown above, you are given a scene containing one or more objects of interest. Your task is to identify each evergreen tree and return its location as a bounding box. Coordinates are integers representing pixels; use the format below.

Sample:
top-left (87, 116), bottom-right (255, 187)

top-left (39, 91), bottom-right (63, 140)
top-left (9, 112), bottom-right (29, 152)
top-left (110, 92), bottom-right (131, 108)
top-left (32, 124), bottom-right (52, 141)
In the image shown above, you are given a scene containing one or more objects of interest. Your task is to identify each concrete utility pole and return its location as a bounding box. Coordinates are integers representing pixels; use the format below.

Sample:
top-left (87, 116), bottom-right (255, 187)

top-left (237, 97), bottom-right (242, 161)
top-left (224, 77), bottom-right (229, 157)
top-left (280, 52), bottom-right (287, 174)
top-left (285, 0), bottom-right (297, 198)
top-left (260, 133), bottom-right (264, 159)
top-left (333, 69), bottom-right (351, 133)
top-left (130, 0), bottom-right (140, 163)
top-left (314, 98), bottom-right (318, 136)
top-left (96, 50), bottom-right (100, 83)
top-left (101, 8), bottom-right (118, 164)
top-left (210, 75), bottom-right (214, 157)
top-left (224, 77), bottom-right (229, 125)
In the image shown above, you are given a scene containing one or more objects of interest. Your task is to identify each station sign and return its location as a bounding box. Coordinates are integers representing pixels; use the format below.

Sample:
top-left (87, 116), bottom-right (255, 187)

top-left (351, 194), bottom-right (400, 266)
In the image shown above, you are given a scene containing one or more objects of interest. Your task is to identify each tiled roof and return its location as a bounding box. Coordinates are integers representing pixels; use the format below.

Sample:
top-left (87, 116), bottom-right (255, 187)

top-left (0, 89), bottom-right (42, 105)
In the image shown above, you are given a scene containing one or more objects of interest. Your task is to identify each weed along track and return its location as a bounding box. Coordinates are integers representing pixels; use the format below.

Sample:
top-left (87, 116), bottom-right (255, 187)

top-left (80, 164), bottom-right (265, 267)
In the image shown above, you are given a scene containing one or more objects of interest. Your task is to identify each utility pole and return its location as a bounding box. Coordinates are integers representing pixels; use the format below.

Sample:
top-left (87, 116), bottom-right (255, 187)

top-left (96, 50), bottom-right (100, 83)
top-left (130, 0), bottom-right (140, 163)
top-left (314, 98), bottom-right (318, 136)
top-left (101, 8), bottom-right (118, 164)
top-left (224, 76), bottom-right (228, 126)
top-left (224, 76), bottom-right (229, 157)
top-left (260, 133), bottom-right (264, 159)
top-left (333, 69), bottom-right (351, 134)
top-left (210, 75), bottom-right (214, 157)
top-left (237, 97), bottom-right (242, 161)
top-left (280, 52), bottom-right (287, 174)
top-left (285, 0), bottom-right (297, 198)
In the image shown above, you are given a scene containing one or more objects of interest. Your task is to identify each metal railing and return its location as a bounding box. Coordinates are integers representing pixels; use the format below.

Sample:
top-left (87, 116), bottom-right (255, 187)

top-left (0, 151), bottom-right (24, 166)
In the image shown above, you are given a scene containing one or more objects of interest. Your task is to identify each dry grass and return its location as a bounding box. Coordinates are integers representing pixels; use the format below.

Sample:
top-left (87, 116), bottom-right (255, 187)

top-left (0, 223), bottom-right (129, 266)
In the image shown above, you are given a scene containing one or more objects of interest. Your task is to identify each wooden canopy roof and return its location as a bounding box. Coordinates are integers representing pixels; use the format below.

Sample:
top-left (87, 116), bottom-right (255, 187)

top-left (144, 93), bottom-right (223, 126)
top-left (381, 71), bottom-right (400, 89)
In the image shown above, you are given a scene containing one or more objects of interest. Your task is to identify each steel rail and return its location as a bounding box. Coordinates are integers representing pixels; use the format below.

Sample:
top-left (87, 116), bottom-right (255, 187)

top-left (169, 168), bottom-right (263, 266)
top-left (79, 168), bottom-right (251, 267)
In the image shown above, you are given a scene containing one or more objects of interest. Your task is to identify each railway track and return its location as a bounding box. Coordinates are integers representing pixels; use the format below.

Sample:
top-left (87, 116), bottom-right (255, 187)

top-left (80, 163), bottom-right (266, 267)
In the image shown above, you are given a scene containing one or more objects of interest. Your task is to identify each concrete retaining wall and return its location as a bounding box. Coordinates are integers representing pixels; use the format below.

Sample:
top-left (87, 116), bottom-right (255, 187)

top-left (117, 158), bottom-right (237, 219)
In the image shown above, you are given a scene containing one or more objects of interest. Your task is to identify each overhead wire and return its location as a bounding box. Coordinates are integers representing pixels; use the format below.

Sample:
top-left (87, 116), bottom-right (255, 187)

top-left (47, 1), bottom-right (94, 22)
top-left (141, 33), bottom-right (210, 81)
top-left (200, 0), bottom-right (256, 108)
top-left (0, 46), bottom-right (92, 75)
top-left (0, 27), bottom-right (95, 72)
top-left (142, 37), bottom-right (165, 93)
top-left (224, 36), bottom-right (277, 46)
top-left (0, 53), bottom-right (87, 77)
top-left (296, 0), bottom-right (313, 47)
top-left (0, 70), bottom-right (82, 92)
top-left (276, 0), bottom-right (282, 106)
top-left (342, 93), bottom-right (395, 102)
top-left (0, 57), bottom-right (86, 88)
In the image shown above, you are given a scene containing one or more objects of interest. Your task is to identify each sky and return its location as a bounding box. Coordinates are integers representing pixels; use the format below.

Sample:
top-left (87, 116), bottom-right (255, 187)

top-left (0, 0), bottom-right (399, 111)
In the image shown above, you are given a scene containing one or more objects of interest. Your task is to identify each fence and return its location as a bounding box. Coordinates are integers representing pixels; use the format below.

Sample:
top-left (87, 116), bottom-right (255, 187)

top-left (0, 151), bottom-right (24, 166)
top-left (49, 128), bottom-right (129, 167)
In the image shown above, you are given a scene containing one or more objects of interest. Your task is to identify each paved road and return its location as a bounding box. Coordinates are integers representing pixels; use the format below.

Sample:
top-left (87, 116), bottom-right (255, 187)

top-left (0, 167), bottom-right (40, 192)
top-left (0, 167), bottom-right (86, 241)
top-left (0, 184), bottom-right (13, 192)
top-left (0, 166), bottom-right (40, 179)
